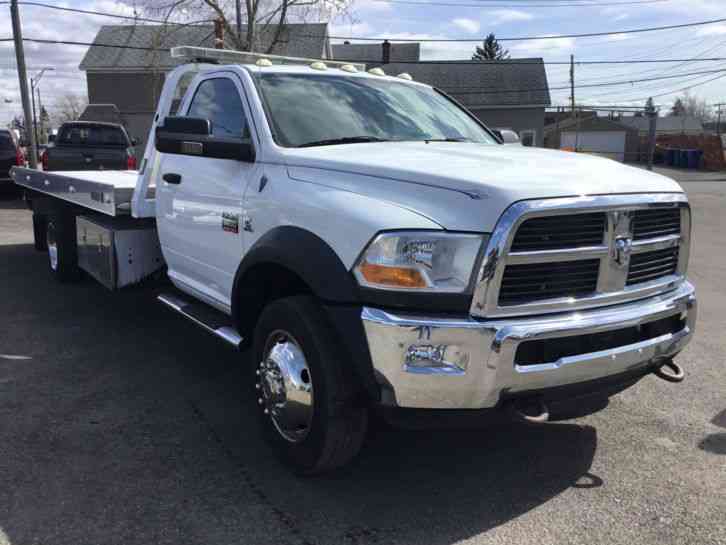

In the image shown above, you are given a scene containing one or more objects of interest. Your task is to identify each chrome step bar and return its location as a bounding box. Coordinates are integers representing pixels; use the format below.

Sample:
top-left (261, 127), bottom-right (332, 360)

top-left (157, 293), bottom-right (243, 349)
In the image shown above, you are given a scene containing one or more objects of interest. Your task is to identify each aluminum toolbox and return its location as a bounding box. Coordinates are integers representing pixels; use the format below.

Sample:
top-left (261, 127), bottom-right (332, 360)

top-left (76, 215), bottom-right (164, 289)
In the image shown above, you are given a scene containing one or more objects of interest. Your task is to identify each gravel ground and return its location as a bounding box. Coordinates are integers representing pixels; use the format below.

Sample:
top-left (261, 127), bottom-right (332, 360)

top-left (0, 178), bottom-right (724, 545)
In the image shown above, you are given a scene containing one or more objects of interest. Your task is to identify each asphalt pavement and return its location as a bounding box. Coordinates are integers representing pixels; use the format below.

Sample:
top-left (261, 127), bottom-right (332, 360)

top-left (0, 175), bottom-right (724, 545)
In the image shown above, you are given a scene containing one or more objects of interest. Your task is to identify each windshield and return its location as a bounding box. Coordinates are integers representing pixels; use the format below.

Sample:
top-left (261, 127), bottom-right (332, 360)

top-left (256, 73), bottom-right (497, 148)
top-left (0, 132), bottom-right (15, 150)
top-left (58, 124), bottom-right (129, 147)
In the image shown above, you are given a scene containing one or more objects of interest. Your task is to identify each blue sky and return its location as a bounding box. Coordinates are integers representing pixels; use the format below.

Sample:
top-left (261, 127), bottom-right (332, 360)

top-left (1, 0), bottom-right (725, 126)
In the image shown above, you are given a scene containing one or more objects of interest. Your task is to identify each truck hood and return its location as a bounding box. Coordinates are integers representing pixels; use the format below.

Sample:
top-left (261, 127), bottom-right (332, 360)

top-left (282, 142), bottom-right (684, 232)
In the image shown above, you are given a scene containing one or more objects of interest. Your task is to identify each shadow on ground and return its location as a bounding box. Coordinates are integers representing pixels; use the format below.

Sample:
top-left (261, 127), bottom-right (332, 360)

top-left (0, 242), bottom-right (601, 545)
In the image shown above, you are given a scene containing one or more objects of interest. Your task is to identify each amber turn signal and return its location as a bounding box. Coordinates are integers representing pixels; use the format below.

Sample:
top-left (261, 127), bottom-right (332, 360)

top-left (358, 262), bottom-right (428, 288)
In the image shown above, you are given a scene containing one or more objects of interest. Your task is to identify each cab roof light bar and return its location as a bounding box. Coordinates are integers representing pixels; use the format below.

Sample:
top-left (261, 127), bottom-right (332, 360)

top-left (171, 46), bottom-right (366, 72)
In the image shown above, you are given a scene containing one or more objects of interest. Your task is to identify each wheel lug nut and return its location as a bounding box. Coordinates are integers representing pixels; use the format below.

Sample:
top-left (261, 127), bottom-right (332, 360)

top-left (258, 398), bottom-right (263, 405)
top-left (264, 408), bottom-right (269, 414)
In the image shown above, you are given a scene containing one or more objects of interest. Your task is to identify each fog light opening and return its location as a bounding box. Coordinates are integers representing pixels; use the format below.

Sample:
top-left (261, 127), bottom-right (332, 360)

top-left (404, 343), bottom-right (469, 374)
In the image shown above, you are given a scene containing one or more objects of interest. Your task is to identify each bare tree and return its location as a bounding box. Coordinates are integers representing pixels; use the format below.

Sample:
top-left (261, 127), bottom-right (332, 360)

top-left (54, 94), bottom-right (88, 124)
top-left (141, 0), bottom-right (350, 53)
top-left (669, 92), bottom-right (713, 123)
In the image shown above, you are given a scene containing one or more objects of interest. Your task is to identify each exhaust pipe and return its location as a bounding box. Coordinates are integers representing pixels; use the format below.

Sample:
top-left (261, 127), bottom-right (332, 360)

top-left (653, 358), bottom-right (685, 383)
top-left (509, 398), bottom-right (550, 424)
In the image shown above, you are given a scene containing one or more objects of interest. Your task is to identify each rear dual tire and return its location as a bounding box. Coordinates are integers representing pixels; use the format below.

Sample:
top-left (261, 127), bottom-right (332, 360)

top-left (253, 296), bottom-right (368, 475)
top-left (46, 213), bottom-right (80, 282)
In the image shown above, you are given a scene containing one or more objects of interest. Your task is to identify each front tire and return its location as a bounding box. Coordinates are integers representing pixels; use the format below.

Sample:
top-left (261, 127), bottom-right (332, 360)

top-left (253, 296), bottom-right (368, 475)
top-left (46, 213), bottom-right (80, 282)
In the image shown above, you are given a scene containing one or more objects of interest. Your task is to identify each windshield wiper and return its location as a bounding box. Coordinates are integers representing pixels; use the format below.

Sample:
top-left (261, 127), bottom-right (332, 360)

top-left (297, 136), bottom-right (389, 148)
top-left (424, 137), bottom-right (470, 143)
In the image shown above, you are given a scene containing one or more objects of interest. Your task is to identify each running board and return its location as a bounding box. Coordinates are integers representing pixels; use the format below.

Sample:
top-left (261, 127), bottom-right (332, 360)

top-left (157, 293), bottom-right (243, 349)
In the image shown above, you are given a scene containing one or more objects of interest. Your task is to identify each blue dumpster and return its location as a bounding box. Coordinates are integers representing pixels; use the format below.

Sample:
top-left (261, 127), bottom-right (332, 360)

top-left (665, 148), bottom-right (676, 166)
top-left (687, 149), bottom-right (703, 169)
top-left (679, 149), bottom-right (689, 168)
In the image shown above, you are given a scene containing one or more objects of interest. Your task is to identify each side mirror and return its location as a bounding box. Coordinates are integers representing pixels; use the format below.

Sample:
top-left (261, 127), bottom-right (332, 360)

top-left (155, 116), bottom-right (254, 162)
top-left (498, 129), bottom-right (521, 145)
top-left (131, 136), bottom-right (138, 146)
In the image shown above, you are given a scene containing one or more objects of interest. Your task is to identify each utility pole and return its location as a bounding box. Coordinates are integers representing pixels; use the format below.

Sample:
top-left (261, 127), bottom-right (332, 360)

top-left (569, 54), bottom-right (576, 115)
top-left (30, 76), bottom-right (37, 156)
top-left (715, 103), bottom-right (725, 136)
top-left (10, 0), bottom-right (38, 168)
top-left (235, 0), bottom-right (242, 48)
top-left (645, 97), bottom-right (658, 171)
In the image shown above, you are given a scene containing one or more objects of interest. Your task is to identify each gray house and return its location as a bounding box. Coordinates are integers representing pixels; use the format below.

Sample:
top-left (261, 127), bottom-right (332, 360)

top-left (331, 43), bottom-right (550, 146)
top-left (79, 23), bottom-right (331, 151)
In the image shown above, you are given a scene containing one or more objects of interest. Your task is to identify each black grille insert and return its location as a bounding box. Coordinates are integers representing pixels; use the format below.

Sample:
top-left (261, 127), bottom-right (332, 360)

top-left (499, 259), bottom-right (600, 306)
top-left (515, 314), bottom-right (685, 366)
top-left (511, 212), bottom-right (606, 252)
top-left (632, 208), bottom-right (681, 240)
top-left (627, 246), bottom-right (679, 286)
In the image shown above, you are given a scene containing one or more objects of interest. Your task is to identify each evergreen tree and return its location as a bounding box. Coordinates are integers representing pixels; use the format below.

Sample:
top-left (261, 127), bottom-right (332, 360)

top-left (472, 33), bottom-right (510, 61)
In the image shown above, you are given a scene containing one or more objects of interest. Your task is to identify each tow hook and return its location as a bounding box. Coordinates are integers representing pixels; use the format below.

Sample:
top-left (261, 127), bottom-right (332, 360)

top-left (509, 399), bottom-right (550, 424)
top-left (653, 358), bottom-right (685, 383)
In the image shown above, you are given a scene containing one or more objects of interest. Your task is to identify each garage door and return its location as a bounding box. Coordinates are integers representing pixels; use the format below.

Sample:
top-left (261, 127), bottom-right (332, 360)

top-left (561, 131), bottom-right (626, 162)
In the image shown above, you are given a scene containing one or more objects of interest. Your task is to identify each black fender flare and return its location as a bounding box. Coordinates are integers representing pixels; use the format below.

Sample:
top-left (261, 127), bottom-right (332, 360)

top-left (231, 226), bottom-right (380, 403)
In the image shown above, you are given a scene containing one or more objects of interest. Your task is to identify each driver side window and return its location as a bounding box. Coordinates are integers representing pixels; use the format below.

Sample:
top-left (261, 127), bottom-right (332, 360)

top-left (187, 77), bottom-right (250, 139)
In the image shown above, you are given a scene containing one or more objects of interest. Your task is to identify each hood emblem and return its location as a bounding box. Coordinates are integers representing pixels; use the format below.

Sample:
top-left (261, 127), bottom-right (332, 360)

top-left (613, 236), bottom-right (633, 268)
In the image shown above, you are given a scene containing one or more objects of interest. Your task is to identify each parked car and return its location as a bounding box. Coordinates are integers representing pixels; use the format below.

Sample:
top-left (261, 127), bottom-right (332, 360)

top-left (41, 121), bottom-right (136, 171)
top-left (1, 129), bottom-right (25, 191)
top-left (13, 47), bottom-right (696, 474)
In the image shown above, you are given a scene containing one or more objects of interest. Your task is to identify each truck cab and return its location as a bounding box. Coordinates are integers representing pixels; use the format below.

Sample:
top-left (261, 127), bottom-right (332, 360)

top-left (13, 47), bottom-right (697, 475)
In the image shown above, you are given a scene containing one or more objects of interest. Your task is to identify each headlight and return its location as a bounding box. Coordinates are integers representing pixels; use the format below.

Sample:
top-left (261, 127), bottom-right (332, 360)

top-left (353, 231), bottom-right (486, 292)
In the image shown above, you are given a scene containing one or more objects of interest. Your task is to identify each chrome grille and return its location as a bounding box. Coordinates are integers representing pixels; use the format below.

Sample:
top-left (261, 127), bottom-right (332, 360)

top-left (499, 259), bottom-right (599, 306)
top-left (470, 194), bottom-right (691, 318)
top-left (632, 208), bottom-right (681, 240)
top-left (510, 212), bottom-right (606, 251)
top-left (627, 246), bottom-right (679, 286)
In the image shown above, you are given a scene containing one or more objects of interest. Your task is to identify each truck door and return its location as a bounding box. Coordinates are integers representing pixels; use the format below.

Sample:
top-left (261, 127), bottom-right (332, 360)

top-left (156, 74), bottom-right (260, 311)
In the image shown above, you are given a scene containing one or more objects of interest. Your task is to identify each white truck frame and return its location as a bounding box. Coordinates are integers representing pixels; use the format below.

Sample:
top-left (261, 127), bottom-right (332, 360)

top-left (12, 46), bottom-right (697, 474)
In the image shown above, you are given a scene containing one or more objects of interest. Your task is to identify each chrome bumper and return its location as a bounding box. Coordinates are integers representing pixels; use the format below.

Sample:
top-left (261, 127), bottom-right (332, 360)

top-left (362, 281), bottom-right (697, 409)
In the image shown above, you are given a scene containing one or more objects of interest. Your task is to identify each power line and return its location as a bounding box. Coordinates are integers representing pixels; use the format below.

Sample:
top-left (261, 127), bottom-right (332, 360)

top-left (4, 1), bottom-right (725, 44)
top-left (4, 36), bottom-right (725, 66)
top-left (368, 0), bottom-right (671, 7)
top-left (0, 1), bottom-right (213, 26)
top-left (434, 67), bottom-right (726, 94)
top-left (322, 16), bottom-right (726, 42)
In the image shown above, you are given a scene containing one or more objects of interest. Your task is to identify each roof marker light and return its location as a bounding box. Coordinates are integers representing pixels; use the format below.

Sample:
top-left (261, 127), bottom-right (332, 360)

top-left (367, 67), bottom-right (385, 76)
top-left (256, 58), bottom-right (273, 67)
top-left (397, 72), bottom-right (413, 80)
top-left (340, 64), bottom-right (358, 73)
top-left (310, 61), bottom-right (328, 70)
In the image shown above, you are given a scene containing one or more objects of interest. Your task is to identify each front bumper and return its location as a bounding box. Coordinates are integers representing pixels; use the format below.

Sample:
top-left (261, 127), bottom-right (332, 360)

top-left (362, 281), bottom-right (696, 409)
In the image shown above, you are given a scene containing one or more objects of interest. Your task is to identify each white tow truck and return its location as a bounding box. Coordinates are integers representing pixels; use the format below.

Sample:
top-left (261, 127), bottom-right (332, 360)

top-left (12, 46), bottom-right (697, 474)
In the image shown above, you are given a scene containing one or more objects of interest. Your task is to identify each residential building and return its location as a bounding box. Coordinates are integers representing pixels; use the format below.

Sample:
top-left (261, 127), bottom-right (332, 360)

top-left (79, 23), bottom-right (331, 151)
top-left (544, 115), bottom-right (640, 162)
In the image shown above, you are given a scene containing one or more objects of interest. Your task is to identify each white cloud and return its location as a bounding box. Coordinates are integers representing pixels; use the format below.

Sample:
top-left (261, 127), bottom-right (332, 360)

top-left (696, 24), bottom-right (726, 36)
top-left (451, 18), bottom-right (480, 34)
top-left (488, 9), bottom-right (534, 25)
top-left (510, 35), bottom-right (576, 55)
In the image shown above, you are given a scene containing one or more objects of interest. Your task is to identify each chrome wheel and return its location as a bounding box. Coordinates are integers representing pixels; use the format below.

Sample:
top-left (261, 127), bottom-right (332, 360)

top-left (47, 221), bottom-right (58, 272)
top-left (257, 331), bottom-right (314, 443)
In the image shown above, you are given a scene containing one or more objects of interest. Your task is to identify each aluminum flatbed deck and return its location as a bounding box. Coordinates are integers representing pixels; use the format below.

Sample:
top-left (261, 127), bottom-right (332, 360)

top-left (11, 167), bottom-right (142, 216)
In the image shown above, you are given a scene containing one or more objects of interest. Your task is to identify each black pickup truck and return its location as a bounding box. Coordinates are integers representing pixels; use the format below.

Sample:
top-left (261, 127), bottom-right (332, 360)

top-left (42, 121), bottom-right (136, 171)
